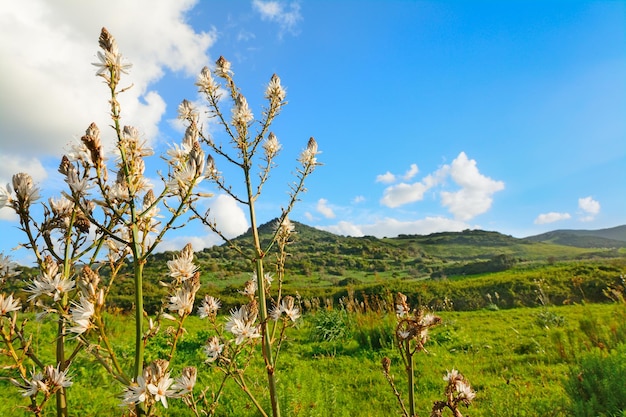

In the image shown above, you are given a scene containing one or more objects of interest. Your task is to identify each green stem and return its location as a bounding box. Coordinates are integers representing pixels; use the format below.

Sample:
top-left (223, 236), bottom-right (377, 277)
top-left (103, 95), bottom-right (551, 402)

top-left (245, 163), bottom-right (280, 417)
top-left (406, 342), bottom-right (415, 417)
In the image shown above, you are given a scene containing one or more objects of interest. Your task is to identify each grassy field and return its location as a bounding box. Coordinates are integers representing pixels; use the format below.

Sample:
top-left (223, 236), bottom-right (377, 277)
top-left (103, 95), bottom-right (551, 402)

top-left (2, 301), bottom-right (624, 416)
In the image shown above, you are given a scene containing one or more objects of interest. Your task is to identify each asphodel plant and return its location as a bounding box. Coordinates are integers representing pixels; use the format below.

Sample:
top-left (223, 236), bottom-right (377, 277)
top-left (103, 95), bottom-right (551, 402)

top-left (0, 27), bottom-right (318, 417)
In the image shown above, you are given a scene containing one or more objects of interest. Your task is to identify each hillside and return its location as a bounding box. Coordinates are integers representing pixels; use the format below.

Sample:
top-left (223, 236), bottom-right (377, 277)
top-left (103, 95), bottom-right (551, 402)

top-left (171, 220), bottom-right (623, 283)
top-left (524, 225), bottom-right (626, 248)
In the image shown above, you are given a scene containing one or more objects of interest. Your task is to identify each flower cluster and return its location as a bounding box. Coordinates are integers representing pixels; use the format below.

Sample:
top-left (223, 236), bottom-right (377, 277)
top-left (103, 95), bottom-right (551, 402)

top-left (12, 365), bottom-right (72, 398)
top-left (121, 360), bottom-right (196, 409)
top-left (225, 303), bottom-right (261, 345)
top-left (26, 256), bottom-right (75, 303)
top-left (270, 296), bottom-right (301, 322)
top-left (430, 369), bottom-right (476, 417)
top-left (395, 292), bottom-right (442, 350)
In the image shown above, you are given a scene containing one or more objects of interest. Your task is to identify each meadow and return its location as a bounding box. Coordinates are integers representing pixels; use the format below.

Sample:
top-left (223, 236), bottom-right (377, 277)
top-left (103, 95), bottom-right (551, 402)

top-left (2, 298), bottom-right (624, 416)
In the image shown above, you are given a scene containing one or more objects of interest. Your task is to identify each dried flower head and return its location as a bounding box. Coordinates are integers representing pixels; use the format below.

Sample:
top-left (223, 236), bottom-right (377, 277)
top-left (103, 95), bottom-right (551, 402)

top-left (215, 56), bottom-right (232, 78)
top-left (81, 122), bottom-right (104, 168)
top-left (298, 137), bottom-right (319, 167)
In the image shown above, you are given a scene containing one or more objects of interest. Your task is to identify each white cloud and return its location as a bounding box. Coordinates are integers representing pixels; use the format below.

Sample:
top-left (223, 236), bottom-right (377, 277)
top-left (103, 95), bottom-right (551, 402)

top-left (159, 194), bottom-right (248, 251)
top-left (578, 196), bottom-right (600, 221)
top-left (439, 152), bottom-right (505, 220)
top-left (375, 171), bottom-right (396, 184)
top-left (380, 182), bottom-right (430, 208)
top-left (319, 216), bottom-right (471, 238)
top-left (402, 163), bottom-right (419, 181)
top-left (0, 155), bottom-right (48, 186)
top-left (0, 0), bottom-right (216, 166)
top-left (316, 198), bottom-right (336, 219)
top-left (304, 211), bottom-right (314, 222)
top-left (353, 195), bottom-right (365, 204)
top-left (252, 0), bottom-right (302, 36)
top-left (534, 212), bottom-right (572, 225)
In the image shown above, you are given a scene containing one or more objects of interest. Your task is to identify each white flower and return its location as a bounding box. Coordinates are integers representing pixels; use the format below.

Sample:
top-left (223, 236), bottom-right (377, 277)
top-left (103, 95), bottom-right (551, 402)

top-left (198, 295), bottom-right (221, 318)
top-left (232, 93), bottom-right (253, 126)
top-left (167, 244), bottom-right (197, 282)
top-left (204, 336), bottom-right (224, 362)
top-left (0, 293), bottom-right (21, 316)
top-left (0, 183), bottom-right (12, 209)
top-left (456, 380), bottom-right (476, 402)
top-left (0, 253), bottom-right (20, 279)
top-left (444, 369), bottom-right (460, 382)
top-left (178, 99), bottom-right (198, 122)
top-left (271, 296), bottom-right (300, 322)
top-left (147, 373), bottom-right (174, 408)
top-left (196, 66), bottom-right (219, 94)
top-left (49, 275), bottom-right (76, 302)
top-left (215, 56), bottom-right (232, 78)
top-left (167, 288), bottom-right (195, 317)
top-left (171, 367), bottom-right (197, 397)
top-left (225, 305), bottom-right (260, 345)
top-left (298, 137), bottom-right (319, 167)
top-left (265, 73), bottom-right (286, 102)
top-left (263, 132), bottom-right (281, 159)
top-left (122, 376), bottom-right (148, 406)
top-left (396, 303), bottom-right (411, 318)
top-left (45, 364), bottom-right (72, 389)
top-left (12, 173), bottom-right (40, 206)
top-left (21, 369), bottom-right (47, 397)
top-left (68, 296), bottom-right (95, 335)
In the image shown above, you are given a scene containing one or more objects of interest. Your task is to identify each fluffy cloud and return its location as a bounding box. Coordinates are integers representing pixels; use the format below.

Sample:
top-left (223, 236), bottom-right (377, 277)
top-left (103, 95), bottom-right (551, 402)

top-left (534, 212), bottom-right (572, 225)
top-left (380, 153), bottom-right (503, 220)
top-left (375, 171), bottom-right (396, 184)
top-left (0, 0), bottom-right (215, 168)
top-left (252, 0), bottom-right (302, 36)
top-left (440, 152), bottom-right (505, 220)
top-left (316, 198), bottom-right (336, 219)
top-left (578, 196), bottom-right (600, 221)
top-left (319, 216), bottom-right (471, 238)
top-left (402, 164), bottom-right (419, 181)
top-left (159, 194), bottom-right (248, 251)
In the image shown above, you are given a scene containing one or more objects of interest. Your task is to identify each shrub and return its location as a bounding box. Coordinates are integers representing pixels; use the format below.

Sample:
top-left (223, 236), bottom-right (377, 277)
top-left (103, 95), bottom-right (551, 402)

top-left (565, 343), bottom-right (626, 416)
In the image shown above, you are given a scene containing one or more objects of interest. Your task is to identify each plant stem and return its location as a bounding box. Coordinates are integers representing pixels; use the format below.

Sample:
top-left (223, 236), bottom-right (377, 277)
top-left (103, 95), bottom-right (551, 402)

top-left (406, 342), bottom-right (415, 417)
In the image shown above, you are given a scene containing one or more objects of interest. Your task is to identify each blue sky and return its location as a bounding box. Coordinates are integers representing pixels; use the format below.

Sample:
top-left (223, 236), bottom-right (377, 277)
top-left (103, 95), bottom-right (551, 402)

top-left (0, 1), bottom-right (624, 261)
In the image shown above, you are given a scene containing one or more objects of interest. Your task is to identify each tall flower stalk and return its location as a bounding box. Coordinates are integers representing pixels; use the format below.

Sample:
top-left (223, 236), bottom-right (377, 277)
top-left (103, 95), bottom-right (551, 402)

top-left (192, 56), bottom-right (319, 417)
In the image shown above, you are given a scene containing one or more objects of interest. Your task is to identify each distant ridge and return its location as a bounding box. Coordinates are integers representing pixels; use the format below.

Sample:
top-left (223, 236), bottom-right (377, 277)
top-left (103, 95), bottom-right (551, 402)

top-left (524, 225), bottom-right (626, 248)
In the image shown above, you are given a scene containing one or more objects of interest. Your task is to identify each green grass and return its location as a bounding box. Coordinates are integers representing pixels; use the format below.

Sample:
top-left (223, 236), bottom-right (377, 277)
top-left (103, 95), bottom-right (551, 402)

top-left (2, 302), bottom-right (624, 416)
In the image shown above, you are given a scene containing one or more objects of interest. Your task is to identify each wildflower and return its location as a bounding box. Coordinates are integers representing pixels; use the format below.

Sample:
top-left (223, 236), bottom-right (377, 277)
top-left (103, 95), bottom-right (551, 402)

top-left (45, 364), bottom-right (73, 389)
top-left (198, 295), bottom-right (221, 319)
top-left (205, 154), bottom-right (218, 180)
top-left (92, 27), bottom-right (132, 83)
top-left (225, 305), bottom-right (260, 345)
top-left (147, 373), bottom-right (174, 408)
top-left (167, 243), bottom-right (197, 282)
top-left (68, 296), bottom-right (95, 335)
top-left (265, 73), bottom-right (286, 103)
top-left (204, 336), bottom-right (224, 362)
top-left (171, 367), bottom-right (197, 397)
top-left (263, 132), bottom-right (281, 159)
top-left (298, 137), bottom-right (319, 167)
top-left (178, 99), bottom-right (198, 122)
top-left (0, 253), bottom-right (20, 279)
top-left (0, 293), bottom-right (21, 316)
top-left (196, 66), bottom-right (219, 94)
top-left (12, 173), bottom-right (40, 207)
top-left (122, 376), bottom-right (148, 406)
top-left (49, 274), bottom-right (76, 302)
top-left (232, 93), bottom-right (253, 126)
top-left (456, 380), bottom-right (476, 402)
top-left (271, 296), bottom-right (300, 322)
top-left (167, 288), bottom-right (195, 317)
top-left (239, 280), bottom-right (256, 298)
top-left (21, 369), bottom-right (47, 397)
top-left (215, 56), bottom-right (232, 78)
top-left (443, 369), bottom-right (460, 382)
top-left (0, 183), bottom-right (12, 209)
top-left (65, 166), bottom-right (92, 196)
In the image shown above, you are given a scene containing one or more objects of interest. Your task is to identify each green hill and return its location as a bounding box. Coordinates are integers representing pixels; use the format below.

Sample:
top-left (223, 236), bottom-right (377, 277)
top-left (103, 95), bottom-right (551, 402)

top-left (524, 225), bottom-right (626, 248)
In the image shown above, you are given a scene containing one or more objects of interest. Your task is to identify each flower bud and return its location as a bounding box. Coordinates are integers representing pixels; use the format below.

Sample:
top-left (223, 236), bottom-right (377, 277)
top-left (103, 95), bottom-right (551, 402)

top-left (215, 56), bottom-right (232, 78)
